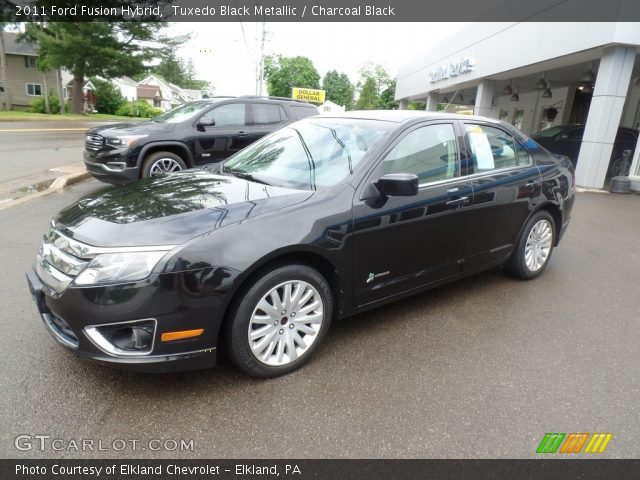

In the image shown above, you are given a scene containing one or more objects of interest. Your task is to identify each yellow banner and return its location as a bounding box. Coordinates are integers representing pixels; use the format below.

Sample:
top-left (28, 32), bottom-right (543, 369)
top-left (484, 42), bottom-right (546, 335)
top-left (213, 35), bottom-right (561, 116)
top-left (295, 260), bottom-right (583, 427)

top-left (292, 88), bottom-right (325, 103)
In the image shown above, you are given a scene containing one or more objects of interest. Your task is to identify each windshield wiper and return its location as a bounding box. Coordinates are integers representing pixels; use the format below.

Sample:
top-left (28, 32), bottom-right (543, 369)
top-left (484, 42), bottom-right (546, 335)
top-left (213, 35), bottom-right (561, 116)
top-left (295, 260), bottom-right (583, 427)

top-left (225, 169), bottom-right (271, 186)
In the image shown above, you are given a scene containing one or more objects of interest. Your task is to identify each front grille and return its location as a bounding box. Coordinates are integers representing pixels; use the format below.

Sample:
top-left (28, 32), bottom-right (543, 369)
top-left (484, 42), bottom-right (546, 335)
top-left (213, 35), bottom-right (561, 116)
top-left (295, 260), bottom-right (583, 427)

top-left (85, 133), bottom-right (104, 151)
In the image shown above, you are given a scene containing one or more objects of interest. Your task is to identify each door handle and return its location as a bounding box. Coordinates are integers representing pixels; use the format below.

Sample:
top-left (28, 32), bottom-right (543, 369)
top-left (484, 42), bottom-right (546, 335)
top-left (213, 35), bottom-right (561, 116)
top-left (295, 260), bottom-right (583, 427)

top-left (523, 181), bottom-right (537, 188)
top-left (446, 196), bottom-right (469, 206)
top-left (237, 131), bottom-right (249, 137)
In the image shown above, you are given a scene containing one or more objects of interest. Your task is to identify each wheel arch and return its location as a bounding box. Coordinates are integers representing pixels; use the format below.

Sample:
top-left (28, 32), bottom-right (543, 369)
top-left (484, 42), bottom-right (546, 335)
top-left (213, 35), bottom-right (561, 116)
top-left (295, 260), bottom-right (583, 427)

top-left (516, 202), bottom-right (563, 249)
top-left (219, 248), bottom-right (345, 341)
top-left (138, 142), bottom-right (194, 168)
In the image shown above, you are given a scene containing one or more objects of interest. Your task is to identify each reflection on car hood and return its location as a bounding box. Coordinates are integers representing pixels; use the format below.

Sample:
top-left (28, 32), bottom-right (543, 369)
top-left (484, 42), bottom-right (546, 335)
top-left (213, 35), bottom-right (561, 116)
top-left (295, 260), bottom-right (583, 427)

top-left (87, 121), bottom-right (175, 136)
top-left (54, 170), bottom-right (314, 247)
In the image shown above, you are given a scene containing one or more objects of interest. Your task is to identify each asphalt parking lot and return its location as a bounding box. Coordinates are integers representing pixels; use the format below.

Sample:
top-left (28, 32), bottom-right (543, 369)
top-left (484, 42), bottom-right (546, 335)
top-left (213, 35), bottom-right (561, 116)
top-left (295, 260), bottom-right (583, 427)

top-left (0, 181), bottom-right (638, 459)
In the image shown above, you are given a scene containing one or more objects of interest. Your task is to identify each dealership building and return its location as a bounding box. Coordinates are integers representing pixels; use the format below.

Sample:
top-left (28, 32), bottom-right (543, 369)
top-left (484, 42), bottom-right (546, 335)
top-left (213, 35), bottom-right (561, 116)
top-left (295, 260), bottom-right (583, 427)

top-left (395, 22), bottom-right (640, 191)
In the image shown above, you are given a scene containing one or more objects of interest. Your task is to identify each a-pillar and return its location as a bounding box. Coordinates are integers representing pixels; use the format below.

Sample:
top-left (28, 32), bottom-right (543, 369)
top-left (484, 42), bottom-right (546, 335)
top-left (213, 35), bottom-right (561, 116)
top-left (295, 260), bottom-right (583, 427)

top-left (575, 46), bottom-right (636, 188)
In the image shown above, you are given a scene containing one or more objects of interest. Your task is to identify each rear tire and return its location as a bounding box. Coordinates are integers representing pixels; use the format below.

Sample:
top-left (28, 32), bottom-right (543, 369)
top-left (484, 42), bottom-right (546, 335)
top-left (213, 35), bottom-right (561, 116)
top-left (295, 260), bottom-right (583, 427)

top-left (506, 211), bottom-right (555, 280)
top-left (141, 151), bottom-right (186, 179)
top-left (224, 264), bottom-right (333, 378)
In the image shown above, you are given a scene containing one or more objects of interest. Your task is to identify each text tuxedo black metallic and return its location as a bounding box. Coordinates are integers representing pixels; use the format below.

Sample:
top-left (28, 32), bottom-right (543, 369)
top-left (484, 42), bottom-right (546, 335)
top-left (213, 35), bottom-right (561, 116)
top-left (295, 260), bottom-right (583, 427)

top-left (26, 111), bottom-right (575, 377)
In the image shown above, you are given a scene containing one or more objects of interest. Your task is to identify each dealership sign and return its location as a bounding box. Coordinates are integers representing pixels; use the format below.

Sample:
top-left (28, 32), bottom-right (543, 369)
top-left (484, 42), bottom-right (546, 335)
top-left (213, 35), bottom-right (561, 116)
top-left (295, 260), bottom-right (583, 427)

top-left (429, 58), bottom-right (474, 83)
top-left (292, 87), bottom-right (325, 103)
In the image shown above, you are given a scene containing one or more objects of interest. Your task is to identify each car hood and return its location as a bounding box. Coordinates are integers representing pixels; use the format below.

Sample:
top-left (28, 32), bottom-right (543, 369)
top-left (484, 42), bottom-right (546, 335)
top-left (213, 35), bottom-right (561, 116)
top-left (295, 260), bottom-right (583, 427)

top-left (53, 170), bottom-right (314, 247)
top-left (87, 121), bottom-right (175, 136)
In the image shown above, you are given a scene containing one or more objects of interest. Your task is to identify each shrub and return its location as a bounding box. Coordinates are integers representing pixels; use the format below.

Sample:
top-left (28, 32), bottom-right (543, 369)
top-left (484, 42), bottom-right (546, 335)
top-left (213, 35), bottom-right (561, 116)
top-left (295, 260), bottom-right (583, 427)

top-left (30, 94), bottom-right (61, 114)
top-left (116, 101), bottom-right (163, 118)
top-left (91, 78), bottom-right (126, 115)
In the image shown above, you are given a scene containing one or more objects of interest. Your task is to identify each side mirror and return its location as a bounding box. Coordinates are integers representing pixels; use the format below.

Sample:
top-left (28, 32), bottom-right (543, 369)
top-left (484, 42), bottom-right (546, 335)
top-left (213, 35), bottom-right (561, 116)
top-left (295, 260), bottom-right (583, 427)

top-left (197, 118), bottom-right (215, 130)
top-left (375, 173), bottom-right (419, 197)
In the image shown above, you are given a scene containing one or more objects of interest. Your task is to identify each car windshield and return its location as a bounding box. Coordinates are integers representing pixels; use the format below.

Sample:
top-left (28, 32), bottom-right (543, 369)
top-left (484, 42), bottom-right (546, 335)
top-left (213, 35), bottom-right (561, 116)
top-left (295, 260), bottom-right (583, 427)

top-left (535, 126), bottom-right (568, 138)
top-left (221, 118), bottom-right (392, 190)
top-left (152, 102), bottom-right (213, 123)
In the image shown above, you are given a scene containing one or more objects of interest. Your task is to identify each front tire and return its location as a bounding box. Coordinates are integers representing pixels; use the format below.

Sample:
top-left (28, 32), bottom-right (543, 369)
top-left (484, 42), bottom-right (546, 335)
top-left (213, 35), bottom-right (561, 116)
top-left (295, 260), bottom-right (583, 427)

top-left (141, 151), bottom-right (187, 179)
top-left (224, 264), bottom-right (333, 378)
top-left (506, 211), bottom-right (555, 280)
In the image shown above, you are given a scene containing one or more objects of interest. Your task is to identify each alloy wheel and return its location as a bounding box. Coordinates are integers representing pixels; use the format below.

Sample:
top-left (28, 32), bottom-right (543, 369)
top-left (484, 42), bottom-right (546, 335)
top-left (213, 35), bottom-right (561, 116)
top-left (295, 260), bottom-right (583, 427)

top-left (524, 219), bottom-right (553, 272)
top-left (149, 158), bottom-right (183, 176)
top-left (248, 280), bottom-right (324, 366)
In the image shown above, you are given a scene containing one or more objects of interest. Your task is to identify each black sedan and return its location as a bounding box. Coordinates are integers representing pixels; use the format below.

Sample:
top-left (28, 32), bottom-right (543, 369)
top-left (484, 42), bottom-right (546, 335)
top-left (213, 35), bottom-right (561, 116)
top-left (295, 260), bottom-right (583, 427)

top-left (26, 111), bottom-right (575, 377)
top-left (532, 124), bottom-right (638, 177)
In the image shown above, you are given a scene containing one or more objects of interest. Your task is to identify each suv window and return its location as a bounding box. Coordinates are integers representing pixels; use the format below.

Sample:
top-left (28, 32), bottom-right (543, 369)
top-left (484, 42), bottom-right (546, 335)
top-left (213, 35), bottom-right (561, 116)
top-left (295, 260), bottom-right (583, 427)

top-left (464, 124), bottom-right (525, 172)
top-left (202, 103), bottom-right (246, 127)
top-left (290, 104), bottom-right (318, 120)
top-left (383, 123), bottom-right (459, 184)
top-left (253, 104), bottom-right (287, 124)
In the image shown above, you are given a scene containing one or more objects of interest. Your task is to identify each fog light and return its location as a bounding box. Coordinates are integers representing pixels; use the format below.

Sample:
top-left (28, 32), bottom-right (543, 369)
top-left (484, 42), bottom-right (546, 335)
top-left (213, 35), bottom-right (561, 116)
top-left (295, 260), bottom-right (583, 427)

top-left (85, 319), bottom-right (156, 356)
top-left (111, 325), bottom-right (154, 351)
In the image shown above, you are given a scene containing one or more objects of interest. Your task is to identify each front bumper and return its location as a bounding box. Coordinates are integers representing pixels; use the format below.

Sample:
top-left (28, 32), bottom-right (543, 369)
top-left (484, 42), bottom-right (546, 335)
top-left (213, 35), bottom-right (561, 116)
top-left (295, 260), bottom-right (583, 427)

top-left (26, 270), bottom-right (220, 373)
top-left (84, 150), bottom-right (140, 184)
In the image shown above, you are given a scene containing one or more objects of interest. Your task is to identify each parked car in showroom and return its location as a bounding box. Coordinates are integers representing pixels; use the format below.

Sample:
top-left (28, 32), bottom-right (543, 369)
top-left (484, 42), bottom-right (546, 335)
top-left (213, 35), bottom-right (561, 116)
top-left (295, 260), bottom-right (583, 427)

top-left (83, 96), bottom-right (319, 183)
top-left (28, 111), bottom-right (575, 377)
top-left (531, 124), bottom-right (638, 177)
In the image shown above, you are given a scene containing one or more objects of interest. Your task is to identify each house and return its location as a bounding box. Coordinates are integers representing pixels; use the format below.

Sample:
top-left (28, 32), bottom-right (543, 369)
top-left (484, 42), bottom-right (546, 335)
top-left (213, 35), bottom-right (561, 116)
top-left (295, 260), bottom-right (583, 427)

top-left (1, 32), bottom-right (60, 108)
top-left (136, 85), bottom-right (164, 108)
top-left (111, 76), bottom-right (138, 102)
top-left (137, 74), bottom-right (199, 110)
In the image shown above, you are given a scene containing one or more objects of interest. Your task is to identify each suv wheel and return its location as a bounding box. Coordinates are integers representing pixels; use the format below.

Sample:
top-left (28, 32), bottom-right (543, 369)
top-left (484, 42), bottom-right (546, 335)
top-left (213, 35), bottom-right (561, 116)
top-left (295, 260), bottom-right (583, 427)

top-left (142, 151), bottom-right (187, 178)
top-left (224, 264), bottom-right (333, 378)
top-left (506, 210), bottom-right (555, 280)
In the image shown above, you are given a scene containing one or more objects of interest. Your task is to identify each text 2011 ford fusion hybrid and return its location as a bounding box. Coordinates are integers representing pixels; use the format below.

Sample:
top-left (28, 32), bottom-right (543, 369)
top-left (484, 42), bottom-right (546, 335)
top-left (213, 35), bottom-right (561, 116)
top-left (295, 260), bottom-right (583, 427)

top-left (27, 111), bottom-right (575, 377)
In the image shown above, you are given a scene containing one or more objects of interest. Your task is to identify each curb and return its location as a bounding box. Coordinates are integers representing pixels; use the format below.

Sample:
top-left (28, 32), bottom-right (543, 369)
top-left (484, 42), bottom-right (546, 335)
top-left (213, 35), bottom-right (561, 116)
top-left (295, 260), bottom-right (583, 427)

top-left (0, 171), bottom-right (91, 211)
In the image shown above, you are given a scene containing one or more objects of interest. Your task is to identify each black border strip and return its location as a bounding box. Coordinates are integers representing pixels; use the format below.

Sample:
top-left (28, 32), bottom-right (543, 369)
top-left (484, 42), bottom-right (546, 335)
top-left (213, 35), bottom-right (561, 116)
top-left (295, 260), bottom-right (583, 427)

top-left (3, 459), bottom-right (640, 480)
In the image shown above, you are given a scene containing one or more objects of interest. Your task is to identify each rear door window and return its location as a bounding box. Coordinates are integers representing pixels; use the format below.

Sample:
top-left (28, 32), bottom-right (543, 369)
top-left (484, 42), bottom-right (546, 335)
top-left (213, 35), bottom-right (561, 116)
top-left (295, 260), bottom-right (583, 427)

top-left (464, 124), bottom-right (530, 173)
top-left (252, 104), bottom-right (287, 125)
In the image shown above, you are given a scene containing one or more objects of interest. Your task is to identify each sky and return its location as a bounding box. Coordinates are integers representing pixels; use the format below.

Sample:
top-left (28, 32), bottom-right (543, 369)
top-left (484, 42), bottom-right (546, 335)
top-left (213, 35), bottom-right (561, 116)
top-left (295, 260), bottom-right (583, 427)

top-left (168, 22), bottom-right (466, 96)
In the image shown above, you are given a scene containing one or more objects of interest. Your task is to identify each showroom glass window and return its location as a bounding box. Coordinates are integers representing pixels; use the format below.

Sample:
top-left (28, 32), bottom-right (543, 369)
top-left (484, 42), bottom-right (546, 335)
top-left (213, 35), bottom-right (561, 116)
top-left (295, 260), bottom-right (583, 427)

top-left (382, 123), bottom-right (459, 184)
top-left (464, 124), bottom-right (531, 173)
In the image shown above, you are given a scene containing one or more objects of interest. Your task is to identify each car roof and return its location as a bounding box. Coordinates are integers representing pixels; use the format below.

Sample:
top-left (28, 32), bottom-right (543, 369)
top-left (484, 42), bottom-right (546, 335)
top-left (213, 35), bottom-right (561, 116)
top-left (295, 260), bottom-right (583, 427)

top-left (319, 110), bottom-right (503, 125)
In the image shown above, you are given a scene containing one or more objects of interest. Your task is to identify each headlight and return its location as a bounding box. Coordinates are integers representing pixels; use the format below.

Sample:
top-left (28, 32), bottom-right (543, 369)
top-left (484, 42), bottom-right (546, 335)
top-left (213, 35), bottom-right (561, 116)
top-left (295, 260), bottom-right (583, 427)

top-left (74, 251), bottom-right (168, 286)
top-left (106, 135), bottom-right (148, 147)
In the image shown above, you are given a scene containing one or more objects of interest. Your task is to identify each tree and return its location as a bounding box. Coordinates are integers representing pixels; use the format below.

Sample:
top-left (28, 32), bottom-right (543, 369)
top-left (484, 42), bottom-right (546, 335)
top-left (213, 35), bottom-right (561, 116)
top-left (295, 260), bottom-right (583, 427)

top-left (91, 77), bottom-right (126, 115)
top-left (264, 55), bottom-right (321, 98)
top-left (154, 51), bottom-right (188, 86)
top-left (378, 78), bottom-right (399, 110)
top-left (357, 62), bottom-right (393, 98)
top-left (0, 23), bottom-right (12, 110)
top-left (355, 77), bottom-right (378, 110)
top-left (322, 70), bottom-right (353, 110)
top-left (25, 22), bottom-right (174, 114)
top-left (355, 63), bottom-right (396, 110)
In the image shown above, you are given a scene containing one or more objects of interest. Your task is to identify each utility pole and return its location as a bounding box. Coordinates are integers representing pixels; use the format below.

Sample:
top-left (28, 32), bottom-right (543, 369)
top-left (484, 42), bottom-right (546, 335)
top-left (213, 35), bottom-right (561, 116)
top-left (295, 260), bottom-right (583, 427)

top-left (256, 20), bottom-right (266, 96)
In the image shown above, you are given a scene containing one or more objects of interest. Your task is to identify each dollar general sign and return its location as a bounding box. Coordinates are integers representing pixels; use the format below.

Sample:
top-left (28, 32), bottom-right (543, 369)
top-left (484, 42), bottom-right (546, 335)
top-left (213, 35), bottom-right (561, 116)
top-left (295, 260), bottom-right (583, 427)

top-left (292, 88), bottom-right (325, 103)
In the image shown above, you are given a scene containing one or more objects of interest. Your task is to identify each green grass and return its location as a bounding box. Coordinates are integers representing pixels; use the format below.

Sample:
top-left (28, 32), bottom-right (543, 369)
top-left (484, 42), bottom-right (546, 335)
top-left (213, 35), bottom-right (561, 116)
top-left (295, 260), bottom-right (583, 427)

top-left (0, 110), bottom-right (141, 122)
